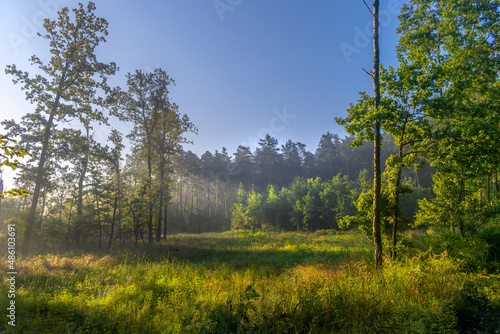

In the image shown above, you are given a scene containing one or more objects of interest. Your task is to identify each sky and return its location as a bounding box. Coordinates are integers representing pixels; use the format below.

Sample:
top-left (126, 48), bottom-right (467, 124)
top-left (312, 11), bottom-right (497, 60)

top-left (0, 0), bottom-right (405, 187)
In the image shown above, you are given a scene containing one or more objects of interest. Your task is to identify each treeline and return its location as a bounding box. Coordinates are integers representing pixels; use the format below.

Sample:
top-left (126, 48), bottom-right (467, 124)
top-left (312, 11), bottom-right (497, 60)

top-left (230, 172), bottom-right (431, 233)
top-left (166, 131), bottom-right (433, 234)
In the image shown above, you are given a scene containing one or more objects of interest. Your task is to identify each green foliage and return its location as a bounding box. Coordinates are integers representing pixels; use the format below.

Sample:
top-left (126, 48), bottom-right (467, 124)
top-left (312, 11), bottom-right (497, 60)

top-left (0, 135), bottom-right (31, 199)
top-left (2, 231), bottom-right (499, 333)
top-left (230, 175), bottom-right (362, 232)
top-left (189, 285), bottom-right (260, 333)
top-left (397, 0), bottom-right (500, 239)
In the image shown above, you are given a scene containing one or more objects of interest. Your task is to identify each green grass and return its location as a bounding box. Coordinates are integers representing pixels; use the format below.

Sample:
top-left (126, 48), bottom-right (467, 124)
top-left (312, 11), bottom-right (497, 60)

top-left (1, 230), bottom-right (499, 333)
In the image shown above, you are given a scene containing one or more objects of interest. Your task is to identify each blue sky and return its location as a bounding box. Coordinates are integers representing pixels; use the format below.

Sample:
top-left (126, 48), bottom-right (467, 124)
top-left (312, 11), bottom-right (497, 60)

top-left (1, 0), bottom-right (405, 179)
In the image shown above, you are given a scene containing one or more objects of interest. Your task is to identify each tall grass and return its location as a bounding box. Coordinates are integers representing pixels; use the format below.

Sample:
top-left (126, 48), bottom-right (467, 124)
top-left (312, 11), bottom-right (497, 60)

top-left (0, 231), bottom-right (499, 333)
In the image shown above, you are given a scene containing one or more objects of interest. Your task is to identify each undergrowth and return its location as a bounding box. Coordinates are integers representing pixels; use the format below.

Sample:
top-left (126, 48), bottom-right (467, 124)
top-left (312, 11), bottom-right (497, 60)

top-left (0, 231), bottom-right (499, 333)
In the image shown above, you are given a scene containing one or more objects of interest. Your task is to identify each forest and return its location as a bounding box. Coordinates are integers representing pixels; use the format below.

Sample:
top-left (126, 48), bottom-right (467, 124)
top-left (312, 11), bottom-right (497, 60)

top-left (1, 1), bottom-right (500, 333)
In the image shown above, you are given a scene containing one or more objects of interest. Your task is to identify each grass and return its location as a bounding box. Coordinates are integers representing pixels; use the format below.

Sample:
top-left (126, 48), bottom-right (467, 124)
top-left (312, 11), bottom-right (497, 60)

top-left (1, 230), bottom-right (499, 333)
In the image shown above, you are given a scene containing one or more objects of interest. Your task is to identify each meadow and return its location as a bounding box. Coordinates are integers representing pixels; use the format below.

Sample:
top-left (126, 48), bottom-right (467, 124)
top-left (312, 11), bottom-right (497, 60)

top-left (1, 230), bottom-right (499, 333)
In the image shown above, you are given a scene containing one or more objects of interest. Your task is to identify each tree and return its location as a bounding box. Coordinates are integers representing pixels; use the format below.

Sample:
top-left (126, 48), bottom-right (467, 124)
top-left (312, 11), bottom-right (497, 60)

top-left (0, 135), bottom-right (30, 198)
top-left (5, 2), bottom-right (116, 253)
top-left (336, 0), bottom-right (383, 267)
top-left (371, 0), bottom-right (383, 268)
top-left (254, 134), bottom-right (282, 187)
top-left (113, 68), bottom-right (174, 243)
top-left (106, 129), bottom-right (124, 250)
top-left (315, 132), bottom-right (341, 180)
top-left (397, 0), bottom-right (500, 236)
top-left (232, 145), bottom-right (255, 189)
top-left (154, 104), bottom-right (196, 240)
top-left (379, 64), bottom-right (432, 259)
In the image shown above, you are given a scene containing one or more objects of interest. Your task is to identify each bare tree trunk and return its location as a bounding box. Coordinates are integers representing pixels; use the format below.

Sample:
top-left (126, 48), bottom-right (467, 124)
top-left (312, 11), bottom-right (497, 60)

top-left (66, 197), bottom-right (74, 251)
top-left (156, 155), bottom-right (165, 242)
top-left (392, 142), bottom-right (403, 261)
top-left (0, 171), bottom-right (3, 225)
top-left (108, 194), bottom-right (118, 251)
top-left (164, 200), bottom-right (168, 239)
top-left (494, 173), bottom-right (498, 199)
top-left (487, 176), bottom-right (491, 205)
top-left (207, 181), bottom-right (211, 232)
top-left (215, 176), bottom-right (219, 230)
top-left (178, 174), bottom-right (184, 232)
top-left (38, 191), bottom-right (47, 231)
top-left (75, 127), bottom-right (91, 245)
top-left (372, 0), bottom-right (383, 268)
top-left (147, 146), bottom-right (154, 243)
top-left (95, 189), bottom-right (102, 250)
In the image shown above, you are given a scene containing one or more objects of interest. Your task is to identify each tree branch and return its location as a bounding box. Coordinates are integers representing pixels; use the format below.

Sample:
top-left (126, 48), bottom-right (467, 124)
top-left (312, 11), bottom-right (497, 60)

top-left (363, 0), bottom-right (374, 16)
top-left (362, 68), bottom-right (373, 77)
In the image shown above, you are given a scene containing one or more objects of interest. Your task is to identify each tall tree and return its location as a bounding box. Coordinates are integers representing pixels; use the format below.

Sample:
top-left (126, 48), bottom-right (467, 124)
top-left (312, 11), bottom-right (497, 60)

top-left (337, 0), bottom-right (383, 267)
top-left (6, 2), bottom-right (116, 253)
top-left (398, 0), bottom-right (500, 236)
top-left (232, 145), bottom-right (255, 189)
top-left (254, 134), bottom-right (282, 187)
top-left (154, 107), bottom-right (196, 240)
top-left (107, 129), bottom-right (124, 250)
top-left (315, 132), bottom-right (341, 180)
top-left (371, 0), bottom-right (383, 269)
top-left (113, 68), bottom-right (174, 243)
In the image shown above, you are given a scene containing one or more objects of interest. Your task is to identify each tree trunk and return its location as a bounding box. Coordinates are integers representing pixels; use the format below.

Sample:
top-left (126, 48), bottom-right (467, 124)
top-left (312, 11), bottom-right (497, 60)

top-left (156, 155), bottom-right (165, 242)
top-left (147, 148), bottom-right (154, 243)
top-left (494, 173), bottom-right (498, 199)
top-left (392, 143), bottom-right (403, 261)
top-left (23, 91), bottom-right (61, 254)
top-left (95, 189), bottom-right (101, 250)
top-left (108, 194), bottom-right (118, 251)
top-left (179, 175), bottom-right (184, 232)
top-left (164, 200), bottom-right (168, 239)
top-left (38, 191), bottom-right (47, 231)
top-left (0, 171), bottom-right (3, 225)
top-left (66, 197), bottom-right (74, 251)
top-left (372, 0), bottom-right (383, 268)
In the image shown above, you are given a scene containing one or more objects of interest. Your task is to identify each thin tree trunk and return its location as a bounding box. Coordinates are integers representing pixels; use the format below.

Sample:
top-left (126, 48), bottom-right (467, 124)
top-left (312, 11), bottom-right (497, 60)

top-left (38, 191), bottom-right (47, 231)
top-left (372, 0), bottom-right (383, 268)
top-left (164, 200), bottom-right (168, 239)
top-left (75, 128), bottom-right (91, 245)
top-left (215, 177), bottom-right (219, 230)
top-left (156, 155), bottom-right (165, 242)
top-left (66, 197), bottom-right (74, 251)
top-left (494, 173), bottom-right (498, 199)
top-left (108, 194), bottom-right (118, 251)
top-left (207, 181), bottom-right (211, 232)
top-left (147, 149), bottom-right (154, 243)
top-left (458, 177), bottom-right (465, 238)
top-left (487, 176), bottom-right (491, 205)
top-left (0, 171), bottom-right (3, 225)
top-left (179, 173), bottom-right (185, 232)
top-left (95, 190), bottom-right (101, 250)
top-left (392, 143), bottom-right (404, 261)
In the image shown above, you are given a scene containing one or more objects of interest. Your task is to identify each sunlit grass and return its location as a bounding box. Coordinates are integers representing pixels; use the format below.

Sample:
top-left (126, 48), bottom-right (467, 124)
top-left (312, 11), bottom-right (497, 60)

top-left (0, 231), bottom-right (499, 333)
